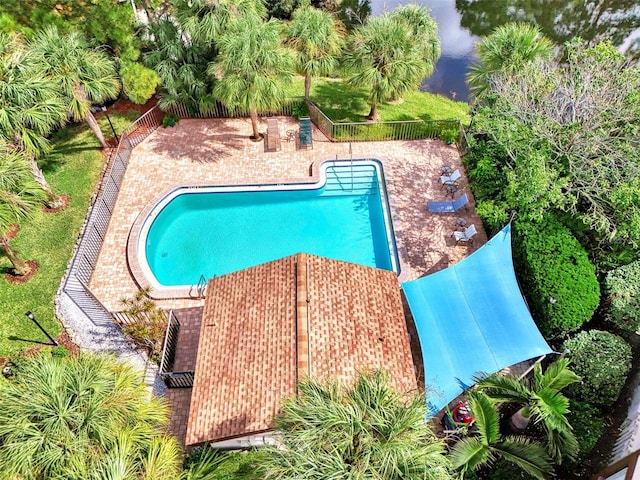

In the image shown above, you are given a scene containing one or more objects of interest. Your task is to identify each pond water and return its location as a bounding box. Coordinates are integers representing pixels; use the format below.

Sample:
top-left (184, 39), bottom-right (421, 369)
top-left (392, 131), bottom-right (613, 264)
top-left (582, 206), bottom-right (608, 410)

top-left (369, 0), bottom-right (640, 102)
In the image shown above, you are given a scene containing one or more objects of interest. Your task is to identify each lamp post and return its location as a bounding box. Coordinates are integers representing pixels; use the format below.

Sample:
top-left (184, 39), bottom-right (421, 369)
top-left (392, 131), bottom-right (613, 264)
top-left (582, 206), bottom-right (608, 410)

top-left (101, 106), bottom-right (119, 143)
top-left (24, 311), bottom-right (58, 346)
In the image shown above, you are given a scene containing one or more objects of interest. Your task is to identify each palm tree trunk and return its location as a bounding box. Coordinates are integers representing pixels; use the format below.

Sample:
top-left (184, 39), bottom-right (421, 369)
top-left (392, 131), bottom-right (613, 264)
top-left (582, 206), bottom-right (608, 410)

top-left (28, 157), bottom-right (61, 208)
top-left (85, 110), bottom-right (109, 149)
top-left (367, 103), bottom-right (377, 120)
top-left (510, 406), bottom-right (531, 430)
top-left (0, 238), bottom-right (29, 276)
top-left (304, 74), bottom-right (312, 99)
top-left (250, 108), bottom-right (261, 140)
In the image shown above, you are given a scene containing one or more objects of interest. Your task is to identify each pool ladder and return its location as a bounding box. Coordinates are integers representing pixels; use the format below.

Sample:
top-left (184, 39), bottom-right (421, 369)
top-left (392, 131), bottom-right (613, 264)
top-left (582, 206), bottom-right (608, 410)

top-left (196, 274), bottom-right (206, 299)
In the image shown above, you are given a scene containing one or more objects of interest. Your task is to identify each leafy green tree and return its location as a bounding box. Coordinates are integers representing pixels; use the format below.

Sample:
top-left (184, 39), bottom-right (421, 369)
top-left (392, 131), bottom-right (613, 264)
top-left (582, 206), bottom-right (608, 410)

top-left (475, 359), bottom-right (580, 464)
top-left (261, 370), bottom-right (454, 479)
top-left (143, 18), bottom-right (217, 115)
top-left (29, 26), bottom-right (121, 149)
top-left (0, 0), bottom-right (143, 62)
top-left (342, 6), bottom-right (440, 119)
top-left (471, 40), bottom-right (640, 245)
top-left (287, 5), bottom-right (344, 99)
top-left (467, 23), bottom-right (554, 100)
top-left (0, 148), bottom-right (46, 276)
top-left (449, 391), bottom-right (552, 480)
top-left (212, 15), bottom-right (294, 139)
top-left (0, 353), bottom-right (182, 479)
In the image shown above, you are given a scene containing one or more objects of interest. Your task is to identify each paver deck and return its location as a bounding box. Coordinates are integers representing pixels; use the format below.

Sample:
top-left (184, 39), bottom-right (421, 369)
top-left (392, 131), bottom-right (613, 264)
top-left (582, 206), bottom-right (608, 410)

top-left (90, 116), bottom-right (485, 311)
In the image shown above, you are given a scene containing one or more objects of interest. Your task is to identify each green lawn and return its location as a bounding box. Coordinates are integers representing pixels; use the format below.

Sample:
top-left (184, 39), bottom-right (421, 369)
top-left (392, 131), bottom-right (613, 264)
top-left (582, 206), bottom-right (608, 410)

top-left (0, 109), bottom-right (139, 358)
top-left (286, 77), bottom-right (470, 124)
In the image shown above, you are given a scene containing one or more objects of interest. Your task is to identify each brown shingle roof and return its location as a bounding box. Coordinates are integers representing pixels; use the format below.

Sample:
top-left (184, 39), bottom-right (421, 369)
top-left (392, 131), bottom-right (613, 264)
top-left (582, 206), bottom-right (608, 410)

top-left (185, 253), bottom-right (417, 446)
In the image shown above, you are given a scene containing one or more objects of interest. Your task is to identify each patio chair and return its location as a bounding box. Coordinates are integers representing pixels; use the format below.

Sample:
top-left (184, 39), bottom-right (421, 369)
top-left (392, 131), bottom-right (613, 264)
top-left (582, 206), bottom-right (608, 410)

top-left (299, 117), bottom-right (313, 149)
top-left (427, 193), bottom-right (468, 213)
top-left (453, 224), bottom-right (477, 245)
top-left (266, 118), bottom-right (281, 152)
top-left (440, 169), bottom-right (461, 187)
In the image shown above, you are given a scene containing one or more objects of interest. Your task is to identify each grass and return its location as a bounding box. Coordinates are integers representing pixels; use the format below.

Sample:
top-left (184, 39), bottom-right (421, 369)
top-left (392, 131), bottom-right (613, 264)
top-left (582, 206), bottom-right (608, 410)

top-left (285, 76), bottom-right (470, 124)
top-left (0, 108), bottom-right (140, 358)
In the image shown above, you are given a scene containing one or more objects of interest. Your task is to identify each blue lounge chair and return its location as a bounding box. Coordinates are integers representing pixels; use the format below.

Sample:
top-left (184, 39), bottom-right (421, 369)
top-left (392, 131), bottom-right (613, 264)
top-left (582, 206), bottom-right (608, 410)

top-left (427, 193), bottom-right (469, 213)
top-left (299, 117), bottom-right (313, 148)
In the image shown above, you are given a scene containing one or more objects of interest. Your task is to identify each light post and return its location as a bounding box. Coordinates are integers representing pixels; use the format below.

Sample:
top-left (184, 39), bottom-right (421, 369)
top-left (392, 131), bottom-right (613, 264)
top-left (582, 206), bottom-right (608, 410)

top-left (25, 311), bottom-right (58, 346)
top-left (101, 106), bottom-right (119, 143)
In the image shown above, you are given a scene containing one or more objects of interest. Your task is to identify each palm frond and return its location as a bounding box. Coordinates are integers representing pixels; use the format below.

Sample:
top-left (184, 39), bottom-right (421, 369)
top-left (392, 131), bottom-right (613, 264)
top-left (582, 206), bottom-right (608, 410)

top-left (495, 437), bottom-right (552, 480)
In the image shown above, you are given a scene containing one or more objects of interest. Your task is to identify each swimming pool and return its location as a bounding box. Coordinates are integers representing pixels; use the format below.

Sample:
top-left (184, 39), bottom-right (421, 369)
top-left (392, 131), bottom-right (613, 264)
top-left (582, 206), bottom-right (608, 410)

top-left (135, 160), bottom-right (399, 291)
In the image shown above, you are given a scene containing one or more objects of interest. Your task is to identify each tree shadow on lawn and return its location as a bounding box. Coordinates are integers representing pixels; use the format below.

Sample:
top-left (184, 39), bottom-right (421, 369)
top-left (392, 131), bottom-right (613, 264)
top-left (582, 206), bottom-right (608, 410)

top-left (311, 81), bottom-right (371, 122)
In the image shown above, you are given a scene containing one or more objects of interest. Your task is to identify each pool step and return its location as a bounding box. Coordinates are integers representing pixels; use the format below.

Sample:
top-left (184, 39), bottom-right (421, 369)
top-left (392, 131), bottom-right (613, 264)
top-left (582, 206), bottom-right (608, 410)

top-left (323, 166), bottom-right (378, 196)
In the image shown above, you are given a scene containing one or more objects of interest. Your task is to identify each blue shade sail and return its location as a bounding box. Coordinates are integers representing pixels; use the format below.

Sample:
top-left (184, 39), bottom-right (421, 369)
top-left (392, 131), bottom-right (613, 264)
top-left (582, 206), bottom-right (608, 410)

top-left (401, 224), bottom-right (552, 416)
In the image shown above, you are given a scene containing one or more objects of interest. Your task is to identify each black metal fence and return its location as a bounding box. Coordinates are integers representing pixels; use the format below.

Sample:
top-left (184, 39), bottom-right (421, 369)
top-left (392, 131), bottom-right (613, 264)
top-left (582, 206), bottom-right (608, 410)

top-left (159, 310), bottom-right (195, 388)
top-left (307, 101), bottom-right (462, 143)
top-left (61, 107), bottom-right (164, 326)
top-left (167, 97), bottom-right (306, 119)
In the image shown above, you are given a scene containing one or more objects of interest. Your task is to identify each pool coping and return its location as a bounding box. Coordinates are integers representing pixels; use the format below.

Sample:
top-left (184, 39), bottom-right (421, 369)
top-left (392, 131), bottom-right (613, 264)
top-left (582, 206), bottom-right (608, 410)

top-left (125, 157), bottom-right (411, 300)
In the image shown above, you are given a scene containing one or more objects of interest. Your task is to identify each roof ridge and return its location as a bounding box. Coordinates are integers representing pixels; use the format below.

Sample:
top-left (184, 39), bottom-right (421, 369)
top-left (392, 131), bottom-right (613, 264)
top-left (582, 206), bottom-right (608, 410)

top-left (295, 253), bottom-right (311, 384)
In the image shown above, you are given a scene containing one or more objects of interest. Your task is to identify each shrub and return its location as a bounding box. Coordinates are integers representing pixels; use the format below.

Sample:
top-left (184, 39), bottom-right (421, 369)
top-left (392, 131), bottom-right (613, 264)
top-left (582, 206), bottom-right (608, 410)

top-left (604, 259), bottom-right (640, 332)
top-left (162, 112), bottom-right (179, 128)
top-left (120, 61), bottom-right (161, 104)
top-left (51, 345), bottom-right (68, 358)
top-left (565, 400), bottom-right (605, 464)
top-left (475, 199), bottom-right (510, 235)
top-left (562, 330), bottom-right (632, 407)
top-left (119, 288), bottom-right (167, 363)
top-left (513, 217), bottom-right (600, 337)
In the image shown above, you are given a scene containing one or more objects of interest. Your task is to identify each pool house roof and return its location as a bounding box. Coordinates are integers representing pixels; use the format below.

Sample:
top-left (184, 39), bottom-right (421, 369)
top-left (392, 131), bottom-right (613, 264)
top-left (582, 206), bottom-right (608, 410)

top-left (185, 252), bottom-right (417, 446)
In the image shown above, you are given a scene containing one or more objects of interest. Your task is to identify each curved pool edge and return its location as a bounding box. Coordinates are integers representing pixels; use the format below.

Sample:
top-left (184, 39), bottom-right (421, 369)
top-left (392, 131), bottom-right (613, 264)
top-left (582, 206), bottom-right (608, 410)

top-left (126, 158), bottom-right (409, 299)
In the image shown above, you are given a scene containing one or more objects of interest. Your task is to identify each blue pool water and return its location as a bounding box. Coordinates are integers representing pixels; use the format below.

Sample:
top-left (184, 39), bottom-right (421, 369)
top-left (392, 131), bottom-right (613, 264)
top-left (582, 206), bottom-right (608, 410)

top-left (143, 161), bottom-right (398, 287)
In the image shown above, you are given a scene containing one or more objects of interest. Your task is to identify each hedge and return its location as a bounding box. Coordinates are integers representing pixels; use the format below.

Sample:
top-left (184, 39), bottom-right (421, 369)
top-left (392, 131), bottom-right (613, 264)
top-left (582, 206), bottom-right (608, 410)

top-left (513, 217), bottom-right (600, 337)
top-left (562, 330), bottom-right (632, 407)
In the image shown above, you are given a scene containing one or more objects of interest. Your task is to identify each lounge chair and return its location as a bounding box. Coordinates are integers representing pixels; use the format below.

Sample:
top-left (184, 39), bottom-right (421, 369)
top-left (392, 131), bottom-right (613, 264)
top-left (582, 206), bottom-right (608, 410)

top-left (299, 117), bottom-right (313, 149)
top-left (440, 169), bottom-right (461, 187)
top-left (453, 224), bottom-right (477, 245)
top-left (427, 193), bottom-right (468, 213)
top-left (266, 118), bottom-right (280, 152)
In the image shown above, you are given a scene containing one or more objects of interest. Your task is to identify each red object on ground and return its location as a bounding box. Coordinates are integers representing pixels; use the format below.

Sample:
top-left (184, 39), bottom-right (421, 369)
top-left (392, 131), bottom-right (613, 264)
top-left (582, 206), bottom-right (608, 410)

top-left (452, 401), bottom-right (474, 424)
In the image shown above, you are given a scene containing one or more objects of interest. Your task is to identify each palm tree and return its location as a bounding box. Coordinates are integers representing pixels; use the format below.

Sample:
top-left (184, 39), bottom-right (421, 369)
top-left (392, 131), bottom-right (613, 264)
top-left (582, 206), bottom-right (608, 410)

top-left (173, 0), bottom-right (267, 44)
top-left (474, 358), bottom-right (580, 464)
top-left (0, 33), bottom-right (68, 207)
top-left (287, 5), bottom-right (344, 99)
top-left (0, 353), bottom-right (182, 479)
top-left (29, 26), bottom-right (121, 149)
top-left (467, 22), bottom-right (554, 101)
top-left (449, 390), bottom-right (552, 480)
top-left (342, 9), bottom-right (439, 120)
top-left (392, 4), bottom-right (441, 67)
top-left (143, 18), bottom-right (217, 115)
top-left (212, 14), bottom-right (294, 139)
top-left (261, 370), bottom-right (454, 479)
top-left (0, 148), bottom-right (46, 276)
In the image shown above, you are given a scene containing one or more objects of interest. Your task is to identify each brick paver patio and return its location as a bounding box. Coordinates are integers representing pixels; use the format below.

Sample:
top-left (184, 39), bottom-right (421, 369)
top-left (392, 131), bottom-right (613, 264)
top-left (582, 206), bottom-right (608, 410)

top-left (90, 116), bottom-right (485, 312)
top-left (88, 116), bottom-right (487, 445)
